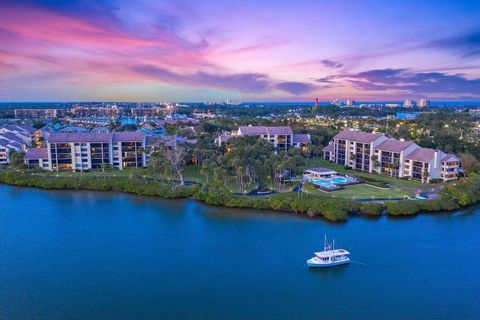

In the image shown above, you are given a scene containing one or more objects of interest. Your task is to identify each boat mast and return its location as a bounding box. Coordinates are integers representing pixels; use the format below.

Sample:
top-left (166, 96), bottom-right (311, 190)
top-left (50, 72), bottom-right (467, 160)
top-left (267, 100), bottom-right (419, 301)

top-left (324, 234), bottom-right (327, 251)
top-left (332, 239), bottom-right (335, 261)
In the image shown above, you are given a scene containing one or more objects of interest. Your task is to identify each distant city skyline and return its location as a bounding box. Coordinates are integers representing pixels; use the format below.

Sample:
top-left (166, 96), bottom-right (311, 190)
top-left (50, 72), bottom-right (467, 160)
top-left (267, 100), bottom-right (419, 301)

top-left (1, 0), bottom-right (480, 102)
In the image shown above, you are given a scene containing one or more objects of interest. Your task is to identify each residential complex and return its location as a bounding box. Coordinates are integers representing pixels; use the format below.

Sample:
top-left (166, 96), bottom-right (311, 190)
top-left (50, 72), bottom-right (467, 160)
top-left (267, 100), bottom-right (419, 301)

top-left (70, 105), bottom-right (120, 118)
top-left (46, 132), bottom-right (146, 171)
top-left (22, 132), bottom-right (147, 171)
top-left (0, 124), bottom-right (35, 164)
top-left (216, 125), bottom-right (311, 151)
top-left (24, 148), bottom-right (49, 169)
top-left (14, 108), bottom-right (64, 119)
top-left (322, 130), bottom-right (460, 183)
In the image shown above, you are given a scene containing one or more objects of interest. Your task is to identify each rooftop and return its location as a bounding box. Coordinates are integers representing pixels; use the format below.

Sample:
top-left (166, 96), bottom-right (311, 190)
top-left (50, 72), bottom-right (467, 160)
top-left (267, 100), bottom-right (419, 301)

top-left (112, 132), bottom-right (145, 142)
top-left (238, 126), bottom-right (268, 135)
top-left (0, 132), bottom-right (25, 144)
top-left (376, 139), bottom-right (417, 152)
top-left (322, 143), bottom-right (335, 152)
top-left (238, 126), bottom-right (294, 136)
top-left (442, 154), bottom-right (460, 162)
top-left (305, 167), bottom-right (338, 175)
top-left (48, 132), bottom-right (145, 143)
top-left (48, 132), bottom-right (112, 143)
top-left (218, 134), bottom-right (234, 144)
top-left (292, 133), bottom-right (310, 144)
top-left (266, 126), bottom-right (293, 135)
top-left (334, 130), bottom-right (385, 143)
top-left (24, 147), bottom-right (48, 160)
top-left (405, 147), bottom-right (436, 162)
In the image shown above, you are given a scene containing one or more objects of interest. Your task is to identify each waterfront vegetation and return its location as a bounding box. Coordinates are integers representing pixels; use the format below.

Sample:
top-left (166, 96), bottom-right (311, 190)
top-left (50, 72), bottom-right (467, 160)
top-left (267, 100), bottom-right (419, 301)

top-left (1, 160), bottom-right (480, 222)
top-left (3, 105), bottom-right (480, 221)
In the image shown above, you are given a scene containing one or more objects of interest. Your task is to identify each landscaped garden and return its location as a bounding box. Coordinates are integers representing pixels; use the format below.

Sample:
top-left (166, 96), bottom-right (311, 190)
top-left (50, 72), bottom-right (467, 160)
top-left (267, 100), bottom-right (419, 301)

top-left (297, 158), bottom-right (440, 200)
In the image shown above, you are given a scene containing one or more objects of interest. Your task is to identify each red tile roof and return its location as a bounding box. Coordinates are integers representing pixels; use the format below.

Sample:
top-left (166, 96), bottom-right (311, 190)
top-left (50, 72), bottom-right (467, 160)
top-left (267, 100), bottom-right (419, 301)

top-left (405, 148), bottom-right (436, 162)
top-left (48, 132), bottom-right (112, 143)
top-left (334, 130), bottom-right (385, 143)
top-left (376, 139), bottom-right (416, 152)
top-left (292, 133), bottom-right (310, 144)
top-left (322, 143), bottom-right (335, 152)
top-left (238, 126), bottom-right (293, 136)
top-left (238, 126), bottom-right (268, 135)
top-left (218, 134), bottom-right (234, 143)
top-left (112, 132), bottom-right (145, 142)
top-left (24, 148), bottom-right (48, 160)
top-left (48, 132), bottom-right (145, 143)
top-left (442, 154), bottom-right (459, 162)
top-left (266, 126), bottom-right (293, 135)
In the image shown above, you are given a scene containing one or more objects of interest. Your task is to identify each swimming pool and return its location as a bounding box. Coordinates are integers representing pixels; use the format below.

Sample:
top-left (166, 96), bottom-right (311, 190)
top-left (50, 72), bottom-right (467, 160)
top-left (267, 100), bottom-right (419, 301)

top-left (309, 177), bottom-right (348, 185)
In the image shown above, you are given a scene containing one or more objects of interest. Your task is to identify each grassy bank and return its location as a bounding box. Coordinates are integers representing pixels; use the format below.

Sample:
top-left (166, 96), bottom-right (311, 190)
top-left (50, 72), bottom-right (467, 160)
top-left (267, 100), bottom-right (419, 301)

top-left (0, 168), bottom-right (478, 222)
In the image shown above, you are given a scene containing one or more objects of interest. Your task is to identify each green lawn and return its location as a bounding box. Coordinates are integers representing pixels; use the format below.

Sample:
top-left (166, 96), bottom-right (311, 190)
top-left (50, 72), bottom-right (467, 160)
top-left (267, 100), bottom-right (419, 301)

top-left (326, 184), bottom-right (409, 199)
top-left (30, 157), bottom-right (442, 199)
top-left (299, 158), bottom-right (441, 199)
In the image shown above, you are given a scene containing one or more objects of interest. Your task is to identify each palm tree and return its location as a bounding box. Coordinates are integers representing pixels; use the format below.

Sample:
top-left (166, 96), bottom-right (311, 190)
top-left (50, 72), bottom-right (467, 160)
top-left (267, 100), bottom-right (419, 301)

top-left (422, 169), bottom-right (429, 183)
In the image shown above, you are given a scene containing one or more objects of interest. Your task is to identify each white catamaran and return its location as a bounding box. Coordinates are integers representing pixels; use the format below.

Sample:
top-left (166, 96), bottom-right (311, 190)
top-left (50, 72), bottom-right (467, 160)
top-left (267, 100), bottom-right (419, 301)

top-left (307, 235), bottom-right (350, 268)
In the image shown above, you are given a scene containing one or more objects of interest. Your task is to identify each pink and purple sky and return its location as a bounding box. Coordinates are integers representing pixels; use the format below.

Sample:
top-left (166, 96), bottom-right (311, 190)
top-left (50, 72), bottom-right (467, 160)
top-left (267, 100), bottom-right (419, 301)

top-left (1, 0), bottom-right (480, 102)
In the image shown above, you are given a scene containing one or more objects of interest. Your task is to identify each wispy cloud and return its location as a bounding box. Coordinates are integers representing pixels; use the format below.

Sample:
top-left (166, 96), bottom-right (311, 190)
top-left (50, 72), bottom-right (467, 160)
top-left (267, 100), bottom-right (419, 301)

top-left (321, 59), bottom-right (343, 69)
top-left (1, 0), bottom-right (480, 100)
top-left (275, 81), bottom-right (316, 95)
top-left (132, 64), bottom-right (272, 93)
top-left (428, 30), bottom-right (480, 57)
top-left (323, 68), bottom-right (480, 98)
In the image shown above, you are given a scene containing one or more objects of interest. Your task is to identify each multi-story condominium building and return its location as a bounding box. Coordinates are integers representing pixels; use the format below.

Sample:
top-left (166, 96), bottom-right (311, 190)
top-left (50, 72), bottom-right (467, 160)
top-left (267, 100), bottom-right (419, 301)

top-left (46, 132), bottom-right (146, 172)
top-left (323, 130), bottom-right (460, 183)
top-left (216, 126), bottom-right (311, 151)
top-left (14, 109), bottom-right (64, 119)
top-left (70, 105), bottom-right (121, 118)
top-left (403, 99), bottom-right (415, 108)
top-left (417, 99), bottom-right (431, 108)
top-left (403, 148), bottom-right (460, 182)
top-left (323, 130), bottom-right (388, 172)
top-left (373, 139), bottom-right (420, 178)
top-left (131, 107), bottom-right (167, 118)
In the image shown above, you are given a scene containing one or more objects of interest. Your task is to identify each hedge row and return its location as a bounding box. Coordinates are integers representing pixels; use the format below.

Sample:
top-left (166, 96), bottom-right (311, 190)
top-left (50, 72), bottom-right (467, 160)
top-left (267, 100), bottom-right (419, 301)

top-left (193, 188), bottom-right (360, 222)
top-left (0, 171), bottom-right (198, 199)
top-left (1, 170), bottom-right (479, 222)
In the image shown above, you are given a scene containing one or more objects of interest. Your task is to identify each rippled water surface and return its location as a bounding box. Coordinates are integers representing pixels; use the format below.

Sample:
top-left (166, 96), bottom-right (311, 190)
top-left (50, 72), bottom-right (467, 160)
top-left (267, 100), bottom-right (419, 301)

top-left (0, 185), bottom-right (479, 319)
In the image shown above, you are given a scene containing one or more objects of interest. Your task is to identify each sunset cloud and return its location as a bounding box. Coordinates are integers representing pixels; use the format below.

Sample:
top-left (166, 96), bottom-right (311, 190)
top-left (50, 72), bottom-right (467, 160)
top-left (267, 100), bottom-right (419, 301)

top-left (1, 0), bottom-right (480, 101)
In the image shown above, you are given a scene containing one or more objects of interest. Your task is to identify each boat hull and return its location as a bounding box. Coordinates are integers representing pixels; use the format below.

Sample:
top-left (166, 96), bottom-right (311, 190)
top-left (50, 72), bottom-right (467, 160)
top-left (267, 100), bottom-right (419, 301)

top-left (307, 258), bottom-right (350, 268)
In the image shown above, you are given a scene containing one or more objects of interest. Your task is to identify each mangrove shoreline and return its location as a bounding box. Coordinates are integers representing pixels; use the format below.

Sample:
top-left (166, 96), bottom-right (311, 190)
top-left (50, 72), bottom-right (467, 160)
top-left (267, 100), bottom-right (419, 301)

top-left (1, 169), bottom-right (479, 222)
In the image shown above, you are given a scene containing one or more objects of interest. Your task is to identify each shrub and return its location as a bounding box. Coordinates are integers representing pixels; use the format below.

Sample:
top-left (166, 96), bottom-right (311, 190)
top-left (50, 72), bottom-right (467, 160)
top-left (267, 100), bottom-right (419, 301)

top-left (360, 202), bottom-right (384, 216)
top-left (385, 201), bottom-right (420, 216)
top-left (359, 176), bottom-right (389, 188)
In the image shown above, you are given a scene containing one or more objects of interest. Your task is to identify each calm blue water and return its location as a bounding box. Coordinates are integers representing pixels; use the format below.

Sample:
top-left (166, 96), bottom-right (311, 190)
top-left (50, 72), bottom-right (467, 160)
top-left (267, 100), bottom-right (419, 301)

top-left (1, 185), bottom-right (479, 319)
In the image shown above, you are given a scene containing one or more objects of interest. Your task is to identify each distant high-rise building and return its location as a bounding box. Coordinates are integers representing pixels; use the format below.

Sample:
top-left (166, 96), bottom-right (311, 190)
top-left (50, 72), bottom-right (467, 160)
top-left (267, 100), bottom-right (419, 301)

top-left (315, 97), bottom-right (319, 109)
top-left (403, 99), bottom-right (415, 108)
top-left (417, 99), bottom-right (430, 108)
top-left (332, 99), bottom-right (344, 107)
top-left (346, 99), bottom-right (355, 107)
top-left (225, 98), bottom-right (231, 105)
